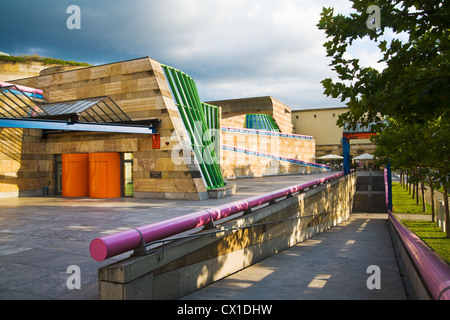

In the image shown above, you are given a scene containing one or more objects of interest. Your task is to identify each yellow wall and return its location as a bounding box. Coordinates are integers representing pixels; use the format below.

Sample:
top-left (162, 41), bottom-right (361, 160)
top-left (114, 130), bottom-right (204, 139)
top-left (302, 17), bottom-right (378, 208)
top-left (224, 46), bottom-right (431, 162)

top-left (292, 107), bottom-right (372, 145)
top-left (292, 107), bottom-right (348, 145)
top-left (291, 107), bottom-right (374, 158)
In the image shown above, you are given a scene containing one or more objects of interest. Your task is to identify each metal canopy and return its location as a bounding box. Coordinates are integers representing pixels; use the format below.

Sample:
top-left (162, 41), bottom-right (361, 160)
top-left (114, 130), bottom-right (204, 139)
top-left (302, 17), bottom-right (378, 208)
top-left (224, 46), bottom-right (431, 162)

top-left (0, 85), bottom-right (158, 134)
top-left (0, 85), bottom-right (46, 118)
top-left (0, 85), bottom-right (131, 124)
top-left (0, 118), bottom-right (155, 135)
top-left (34, 96), bottom-right (132, 123)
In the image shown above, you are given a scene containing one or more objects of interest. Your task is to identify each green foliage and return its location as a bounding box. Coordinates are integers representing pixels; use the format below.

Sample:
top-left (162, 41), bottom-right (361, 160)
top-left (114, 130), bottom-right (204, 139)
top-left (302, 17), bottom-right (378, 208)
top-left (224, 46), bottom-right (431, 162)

top-left (317, 0), bottom-right (450, 127)
top-left (319, 1), bottom-right (450, 237)
top-left (0, 54), bottom-right (91, 67)
top-left (318, 0), bottom-right (449, 184)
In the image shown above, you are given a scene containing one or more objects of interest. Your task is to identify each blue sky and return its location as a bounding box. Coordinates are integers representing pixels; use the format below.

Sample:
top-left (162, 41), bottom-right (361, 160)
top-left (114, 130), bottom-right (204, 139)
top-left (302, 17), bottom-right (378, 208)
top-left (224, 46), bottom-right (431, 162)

top-left (0, 0), bottom-right (388, 110)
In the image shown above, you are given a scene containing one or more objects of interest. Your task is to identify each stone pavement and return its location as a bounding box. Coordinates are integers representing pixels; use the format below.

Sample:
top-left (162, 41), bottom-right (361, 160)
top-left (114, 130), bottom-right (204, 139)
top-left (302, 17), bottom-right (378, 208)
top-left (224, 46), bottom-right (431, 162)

top-left (0, 172), bottom-right (337, 300)
top-left (182, 213), bottom-right (408, 300)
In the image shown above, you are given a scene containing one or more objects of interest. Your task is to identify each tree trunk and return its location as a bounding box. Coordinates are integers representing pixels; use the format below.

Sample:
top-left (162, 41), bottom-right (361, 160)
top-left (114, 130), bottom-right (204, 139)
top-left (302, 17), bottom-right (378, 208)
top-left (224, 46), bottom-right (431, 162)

top-left (428, 175), bottom-right (435, 222)
top-left (408, 172), bottom-right (411, 194)
top-left (416, 182), bottom-right (419, 205)
top-left (421, 182), bottom-right (426, 212)
top-left (444, 184), bottom-right (449, 239)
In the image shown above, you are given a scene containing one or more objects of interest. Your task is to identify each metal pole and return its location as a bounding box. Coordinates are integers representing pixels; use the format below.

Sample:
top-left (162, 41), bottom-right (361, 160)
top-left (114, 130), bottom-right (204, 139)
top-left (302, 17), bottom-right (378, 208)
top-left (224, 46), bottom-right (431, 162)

top-left (387, 163), bottom-right (393, 212)
top-left (341, 137), bottom-right (350, 175)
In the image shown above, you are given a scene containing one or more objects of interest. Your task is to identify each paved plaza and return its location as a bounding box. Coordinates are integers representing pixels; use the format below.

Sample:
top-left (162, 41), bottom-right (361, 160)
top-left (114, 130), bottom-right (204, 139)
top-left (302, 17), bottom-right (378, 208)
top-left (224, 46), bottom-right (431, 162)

top-left (0, 172), bottom-right (341, 300)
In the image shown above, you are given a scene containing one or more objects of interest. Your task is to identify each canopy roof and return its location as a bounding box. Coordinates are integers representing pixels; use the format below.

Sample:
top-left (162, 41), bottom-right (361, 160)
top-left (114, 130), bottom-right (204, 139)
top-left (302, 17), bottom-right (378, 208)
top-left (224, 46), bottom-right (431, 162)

top-left (354, 153), bottom-right (374, 160)
top-left (0, 85), bottom-right (131, 123)
top-left (317, 154), bottom-right (343, 160)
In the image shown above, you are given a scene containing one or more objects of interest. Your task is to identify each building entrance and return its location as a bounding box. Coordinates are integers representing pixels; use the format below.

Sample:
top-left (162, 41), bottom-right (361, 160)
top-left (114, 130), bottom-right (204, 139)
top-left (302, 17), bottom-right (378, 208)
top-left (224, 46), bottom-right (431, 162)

top-left (58, 152), bottom-right (130, 198)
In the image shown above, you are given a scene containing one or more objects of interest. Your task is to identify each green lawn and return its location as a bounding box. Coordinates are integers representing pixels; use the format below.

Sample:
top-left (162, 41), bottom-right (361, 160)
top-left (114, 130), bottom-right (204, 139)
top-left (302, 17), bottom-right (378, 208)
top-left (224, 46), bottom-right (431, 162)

top-left (392, 182), bottom-right (449, 263)
top-left (392, 183), bottom-right (432, 214)
top-left (401, 220), bottom-right (450, 262)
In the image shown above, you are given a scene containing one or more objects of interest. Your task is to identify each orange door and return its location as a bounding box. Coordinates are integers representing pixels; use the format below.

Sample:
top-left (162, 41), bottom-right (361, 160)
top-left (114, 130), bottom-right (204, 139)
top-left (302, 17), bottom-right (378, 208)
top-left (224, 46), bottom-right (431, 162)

top-left (89, 153), bottom-right (121, 198)
top-left (62, 154), bottom-right (89, 197)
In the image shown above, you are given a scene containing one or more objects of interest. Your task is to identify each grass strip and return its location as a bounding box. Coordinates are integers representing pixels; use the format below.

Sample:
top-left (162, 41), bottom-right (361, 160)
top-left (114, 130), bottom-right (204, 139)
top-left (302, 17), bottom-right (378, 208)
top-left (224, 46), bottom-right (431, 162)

top-left (392, 182), bottom-right (449, 262)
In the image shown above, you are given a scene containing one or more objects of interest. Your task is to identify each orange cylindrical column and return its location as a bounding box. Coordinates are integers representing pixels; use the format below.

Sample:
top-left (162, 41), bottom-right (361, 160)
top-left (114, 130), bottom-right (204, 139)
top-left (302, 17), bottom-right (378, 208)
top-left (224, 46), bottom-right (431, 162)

top-left (89, 153), bottom-right (121, 198)
top-left (62, 154), bottom-right (89, 197)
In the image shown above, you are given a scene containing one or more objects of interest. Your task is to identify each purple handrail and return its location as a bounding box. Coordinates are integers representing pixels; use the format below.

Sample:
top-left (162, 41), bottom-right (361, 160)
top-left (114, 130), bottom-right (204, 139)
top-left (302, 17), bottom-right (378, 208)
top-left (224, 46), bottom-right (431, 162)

top-left (384, 169), bottom-right (450, 300)
top-left (90, 172), bottom-right (345, 261)
top-left (388, 211), bottom-right (450, 300)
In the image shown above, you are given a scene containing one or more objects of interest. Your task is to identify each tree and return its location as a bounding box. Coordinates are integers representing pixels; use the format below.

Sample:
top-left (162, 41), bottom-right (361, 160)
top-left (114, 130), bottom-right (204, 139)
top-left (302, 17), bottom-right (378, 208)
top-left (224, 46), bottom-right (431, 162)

top-left (318, 0), bottom-right (450, 237)
top-left (318, 0), bottom-right (449, 129)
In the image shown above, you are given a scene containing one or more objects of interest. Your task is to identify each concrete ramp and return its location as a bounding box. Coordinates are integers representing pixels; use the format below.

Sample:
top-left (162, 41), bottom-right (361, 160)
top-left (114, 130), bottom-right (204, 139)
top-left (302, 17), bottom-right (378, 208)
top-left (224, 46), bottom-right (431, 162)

top-left (182, 213), bottom-right (407, 300)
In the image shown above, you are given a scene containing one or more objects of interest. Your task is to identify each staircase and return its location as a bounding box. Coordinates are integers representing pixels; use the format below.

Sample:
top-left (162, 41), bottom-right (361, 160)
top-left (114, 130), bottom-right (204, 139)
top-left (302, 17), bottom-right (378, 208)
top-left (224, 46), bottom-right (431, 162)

top-left (352, 171), bottom-right (386, 213)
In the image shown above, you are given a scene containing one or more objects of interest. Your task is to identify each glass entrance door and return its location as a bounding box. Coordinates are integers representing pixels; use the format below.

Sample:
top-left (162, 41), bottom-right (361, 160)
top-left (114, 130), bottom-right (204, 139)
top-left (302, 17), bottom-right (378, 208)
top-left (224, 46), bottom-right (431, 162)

top-left (122, 153), bottom-right (133, 197)
top-left (55, 154), bottom-right (62, 195)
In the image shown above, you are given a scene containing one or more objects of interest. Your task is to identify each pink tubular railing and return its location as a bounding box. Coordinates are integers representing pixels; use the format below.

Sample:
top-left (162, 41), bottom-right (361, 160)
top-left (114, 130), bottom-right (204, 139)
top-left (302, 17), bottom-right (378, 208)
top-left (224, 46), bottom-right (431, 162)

top-left (388, 211), bottom-right (450, 300)
top-left (89, 172), bottom-right (345, 262)
top-left (0, 82), bottom-right (44, 95)
top-left (384, 170), bottom-right (450, 300)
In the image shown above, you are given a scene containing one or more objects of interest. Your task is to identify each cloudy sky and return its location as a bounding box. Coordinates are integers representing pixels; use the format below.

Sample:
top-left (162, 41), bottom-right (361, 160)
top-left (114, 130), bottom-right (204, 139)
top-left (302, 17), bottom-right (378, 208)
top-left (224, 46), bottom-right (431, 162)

top-left (0, 0), bottom-right (386, 110)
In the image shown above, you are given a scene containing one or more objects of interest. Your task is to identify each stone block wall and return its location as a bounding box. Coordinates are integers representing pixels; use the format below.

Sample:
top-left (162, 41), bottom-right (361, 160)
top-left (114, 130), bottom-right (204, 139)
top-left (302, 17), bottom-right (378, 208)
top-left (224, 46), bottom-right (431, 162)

top-left (221, 129), bottom-right (319, 179)
top-left (1, 57), bottom-right (208, 200)
top-left (0, 61), bottom-right (79, 82)
top-left (0, 128), bottom-right (50, 198)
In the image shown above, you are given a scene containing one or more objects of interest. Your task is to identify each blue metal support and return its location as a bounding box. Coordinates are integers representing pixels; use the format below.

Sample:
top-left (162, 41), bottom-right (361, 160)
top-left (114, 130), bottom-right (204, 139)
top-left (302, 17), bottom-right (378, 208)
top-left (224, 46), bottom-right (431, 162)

top-left (387, 163), bottom-right (393, 211)
top-left (0, 118), bottom-right (156, 135)
top-left (341, 136), bottom-right (350, 175)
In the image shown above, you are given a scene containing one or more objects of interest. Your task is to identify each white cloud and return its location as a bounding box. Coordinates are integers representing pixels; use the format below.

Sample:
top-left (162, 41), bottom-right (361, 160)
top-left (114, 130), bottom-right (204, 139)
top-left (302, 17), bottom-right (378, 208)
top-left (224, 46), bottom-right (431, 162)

top-left (122, 0), bottom-right (353, 109)
top-left (2, 0), bottom-right (367, 109)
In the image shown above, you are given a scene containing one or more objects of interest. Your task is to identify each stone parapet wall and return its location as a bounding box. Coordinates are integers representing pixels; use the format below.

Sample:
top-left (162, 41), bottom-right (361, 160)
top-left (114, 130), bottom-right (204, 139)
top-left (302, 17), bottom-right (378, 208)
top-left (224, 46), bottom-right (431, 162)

top-left (0, 61), bottom-right (71, 82)
top-left (0, 127), bottom-right (50, 198)
top-left (98, 172), bottom-right (356, 300)
top-left (221, 129), bottom-right (318, 179)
